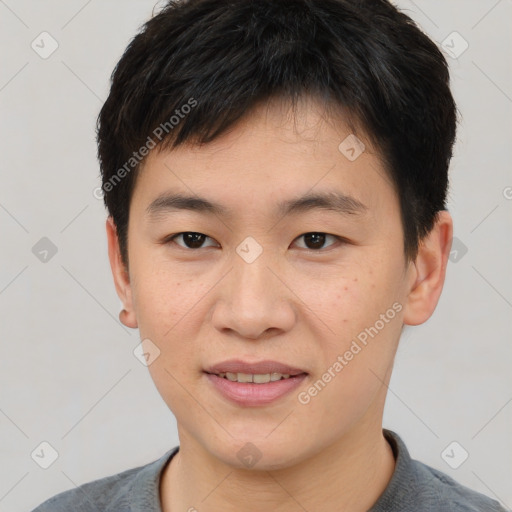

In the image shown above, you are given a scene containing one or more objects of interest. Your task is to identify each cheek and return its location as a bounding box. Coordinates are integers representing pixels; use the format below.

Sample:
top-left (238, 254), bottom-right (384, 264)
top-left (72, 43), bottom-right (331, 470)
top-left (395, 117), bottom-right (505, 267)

top-left (296, 278), bottom-right (401, 432)
top-left (132, 257), bottom-right (201, 336)
top-left (303, 261), bottom-right (403, 373)
top-left (135, 267), bottom-right (202, 409)
top-left (303, 270), bottom-right (385, 335)
top-left (131, 258), bottom-right (216, 374)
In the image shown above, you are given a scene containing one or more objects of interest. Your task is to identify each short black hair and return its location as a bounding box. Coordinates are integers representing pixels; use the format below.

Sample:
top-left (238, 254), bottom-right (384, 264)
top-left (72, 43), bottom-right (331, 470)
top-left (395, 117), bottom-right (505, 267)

top-left (96, 0), bottom-right (457, 267)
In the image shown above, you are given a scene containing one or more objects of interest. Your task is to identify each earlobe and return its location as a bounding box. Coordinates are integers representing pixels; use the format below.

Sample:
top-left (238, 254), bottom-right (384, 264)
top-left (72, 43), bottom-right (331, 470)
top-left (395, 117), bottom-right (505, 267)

top-left (402, 210), bottom-right (453, 326)
top-left (106, 217), bottom-right (138, 329)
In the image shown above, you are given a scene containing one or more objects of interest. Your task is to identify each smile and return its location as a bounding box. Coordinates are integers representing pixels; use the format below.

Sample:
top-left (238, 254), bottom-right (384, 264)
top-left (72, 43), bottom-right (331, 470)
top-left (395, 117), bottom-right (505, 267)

top-left (203, 366), bottom-right (308, 406)
top-left (212, 372), bottom-right (293, 383)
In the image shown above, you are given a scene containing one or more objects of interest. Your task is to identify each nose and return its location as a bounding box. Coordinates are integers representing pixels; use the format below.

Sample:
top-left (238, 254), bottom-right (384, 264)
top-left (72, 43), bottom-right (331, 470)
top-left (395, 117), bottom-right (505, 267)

top-left (211, 253), bottom-right (296, 340)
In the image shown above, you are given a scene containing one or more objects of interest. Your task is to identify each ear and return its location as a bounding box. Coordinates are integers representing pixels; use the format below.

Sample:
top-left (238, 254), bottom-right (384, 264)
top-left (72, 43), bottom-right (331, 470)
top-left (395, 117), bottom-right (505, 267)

top-left (106, 217), bottom-right (138, 329)
top-left (402, 210), bottom-right (453, 326)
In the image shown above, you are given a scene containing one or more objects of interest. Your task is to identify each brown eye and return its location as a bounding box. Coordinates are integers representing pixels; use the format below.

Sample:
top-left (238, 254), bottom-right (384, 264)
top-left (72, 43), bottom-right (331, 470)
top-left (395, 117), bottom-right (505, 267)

top-left (171, 232), bottom-right (218, 249)
top-left (294, 232), bottom-right (338, 250)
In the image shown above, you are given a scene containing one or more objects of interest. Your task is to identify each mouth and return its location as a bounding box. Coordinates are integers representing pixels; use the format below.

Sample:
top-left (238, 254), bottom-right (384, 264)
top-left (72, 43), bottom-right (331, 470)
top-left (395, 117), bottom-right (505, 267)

top-left (203, 359), bottom-right (308, 406)
top-left (204, 359), bottom-right (308, 381)
top-left (207, 371), bottom-right (302, 383)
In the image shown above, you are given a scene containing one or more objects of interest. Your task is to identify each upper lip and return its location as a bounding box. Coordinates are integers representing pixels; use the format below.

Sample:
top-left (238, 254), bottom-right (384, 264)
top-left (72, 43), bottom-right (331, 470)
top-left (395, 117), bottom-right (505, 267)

top-left (204, 359), bottom-right (307, 376)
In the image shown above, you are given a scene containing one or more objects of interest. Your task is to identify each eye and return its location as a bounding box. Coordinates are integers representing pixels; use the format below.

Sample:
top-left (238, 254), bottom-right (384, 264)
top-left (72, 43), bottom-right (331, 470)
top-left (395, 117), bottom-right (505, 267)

top-left (165, 231), bottom-right (344, 251)
top-left (167, 232), bottom-right (219, 249)
top-left (293, 232), bottom-right (340, 251)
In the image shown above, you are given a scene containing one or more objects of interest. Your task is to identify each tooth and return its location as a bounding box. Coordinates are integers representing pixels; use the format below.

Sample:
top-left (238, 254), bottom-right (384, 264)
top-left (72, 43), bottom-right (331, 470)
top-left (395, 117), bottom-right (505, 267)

top-left (253, 373), bottom-right (271, 383)
top-left (220, 372), bottom-right (295, 383)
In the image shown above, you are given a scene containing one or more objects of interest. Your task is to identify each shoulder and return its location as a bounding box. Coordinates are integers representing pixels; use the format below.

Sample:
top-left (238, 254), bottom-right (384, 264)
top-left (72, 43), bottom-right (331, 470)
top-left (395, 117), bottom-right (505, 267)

top-left (31, 466), bottom-right (139, 512)
top-left (376, 430), bottom-right (508, 512)
top-left (30, 447), bottom-right (179, 512)
top-left (411, 458), bottom-right (507, 512)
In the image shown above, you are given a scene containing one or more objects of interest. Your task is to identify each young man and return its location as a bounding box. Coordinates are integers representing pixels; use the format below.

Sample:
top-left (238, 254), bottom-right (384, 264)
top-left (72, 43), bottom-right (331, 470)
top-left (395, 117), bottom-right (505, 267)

top-left (32, 0), bottom-right (506, 510)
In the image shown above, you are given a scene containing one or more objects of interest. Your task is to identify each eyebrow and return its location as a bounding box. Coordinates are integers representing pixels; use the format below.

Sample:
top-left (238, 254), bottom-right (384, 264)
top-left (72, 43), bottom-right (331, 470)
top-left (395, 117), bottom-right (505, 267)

top-left (146, 190), bottom-right (368, 220)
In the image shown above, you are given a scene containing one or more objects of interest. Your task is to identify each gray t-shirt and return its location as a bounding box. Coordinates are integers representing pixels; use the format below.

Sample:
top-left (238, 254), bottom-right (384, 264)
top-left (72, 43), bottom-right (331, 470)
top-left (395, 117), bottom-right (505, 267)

top-left (31, 429), bottom-right (507, 511)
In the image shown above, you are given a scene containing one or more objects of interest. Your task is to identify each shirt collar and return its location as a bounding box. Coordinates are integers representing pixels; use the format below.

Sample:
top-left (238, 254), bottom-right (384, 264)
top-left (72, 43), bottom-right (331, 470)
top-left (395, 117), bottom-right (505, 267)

top-left (128, 446), bottom-right (179, 511)
top-left (127, 429), bottom-right (416, 511)
top-left (369, 428), bottom-right (421, 511)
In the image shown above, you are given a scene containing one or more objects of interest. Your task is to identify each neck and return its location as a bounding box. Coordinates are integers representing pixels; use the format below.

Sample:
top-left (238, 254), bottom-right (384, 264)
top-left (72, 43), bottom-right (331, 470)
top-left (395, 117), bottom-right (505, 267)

top-left (160, 418), bottom-right (396, 512)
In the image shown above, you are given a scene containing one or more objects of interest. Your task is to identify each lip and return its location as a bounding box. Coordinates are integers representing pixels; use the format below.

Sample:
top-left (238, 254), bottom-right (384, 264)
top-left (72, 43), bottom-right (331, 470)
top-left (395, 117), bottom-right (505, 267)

top-left (204, 359), bottom-right (307, 376)
top-left (203, 359), bottom-right (308, 407)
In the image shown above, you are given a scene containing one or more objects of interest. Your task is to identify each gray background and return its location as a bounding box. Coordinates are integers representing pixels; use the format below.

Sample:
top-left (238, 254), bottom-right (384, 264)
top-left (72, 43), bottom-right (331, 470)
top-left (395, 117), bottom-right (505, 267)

top-left (0, 1), bottom-right (511, 510)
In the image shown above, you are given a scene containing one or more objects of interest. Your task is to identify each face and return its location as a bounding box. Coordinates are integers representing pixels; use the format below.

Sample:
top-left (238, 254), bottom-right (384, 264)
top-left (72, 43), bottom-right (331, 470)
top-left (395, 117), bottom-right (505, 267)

top-left (109, 96), bottom-right (444, 470)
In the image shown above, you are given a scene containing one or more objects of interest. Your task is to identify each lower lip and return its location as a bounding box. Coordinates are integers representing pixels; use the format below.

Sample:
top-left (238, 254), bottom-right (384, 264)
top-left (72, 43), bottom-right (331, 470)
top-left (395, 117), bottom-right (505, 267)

top-left (205, 373), bottom-right (308, 407)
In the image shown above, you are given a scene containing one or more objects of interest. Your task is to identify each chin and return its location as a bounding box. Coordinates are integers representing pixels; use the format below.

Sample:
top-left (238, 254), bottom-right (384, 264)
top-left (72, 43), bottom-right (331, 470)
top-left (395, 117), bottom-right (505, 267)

top-left (208, 434), bottom-right (312, 472)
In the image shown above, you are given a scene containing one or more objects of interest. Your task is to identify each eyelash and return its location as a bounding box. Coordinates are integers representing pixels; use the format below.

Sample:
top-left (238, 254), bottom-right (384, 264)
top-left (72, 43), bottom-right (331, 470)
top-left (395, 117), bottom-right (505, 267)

top-left (163, 232), bottom-right (346, 252)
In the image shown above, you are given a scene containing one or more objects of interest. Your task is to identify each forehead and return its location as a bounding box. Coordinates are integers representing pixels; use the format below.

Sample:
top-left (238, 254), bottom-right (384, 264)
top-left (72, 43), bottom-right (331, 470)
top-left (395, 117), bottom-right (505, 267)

top-left (131, 96), bottom-right (397, 221)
